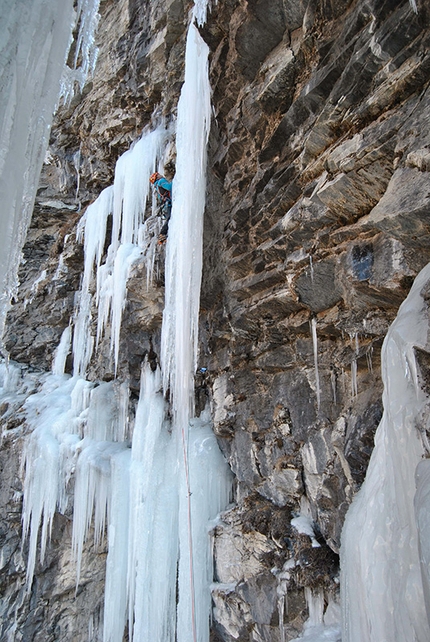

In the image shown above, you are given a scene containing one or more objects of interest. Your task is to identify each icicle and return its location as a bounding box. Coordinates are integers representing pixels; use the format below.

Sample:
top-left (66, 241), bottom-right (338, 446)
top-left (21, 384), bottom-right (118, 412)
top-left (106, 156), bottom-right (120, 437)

top-left (111, 125), bottom-right (168, 251)
top-left (127, 363), bottom-right (178, 642)
top-left (72, 439), bottom-right (127, 587)
top-left (350, 332), bottom-right (359, 397)
top-left (305, 589), bottom-right (325, 628)
top-left (21, 356), bottom-right (131, 590)
top-left (160, 15), bottom-right (214, 642)
top-left (73, 149), bottom-right (81, 202)
top-left (179, 410), bottom-right (233, 642)
top-left (350, 360), bottom-right (357, 397)
top-left (21, 374), bottom-right (81, 588)
top-left (330, 369), bottom-right (337, 405)
top-left (103, 449), bottom-right (131, 642)
top-left (52, 324), bottom-right (71, 375)
top-left (73, 187), bottom-right (113, 376)
top-left (161, 23), bottom-right (211, 421)
top-left (291, 497), bottom-right (321, 548)
top-left (193, 0), bottom-right (211, 27)
top-left (129, 431), bottom-right (178, 642)
top-left (310, 318), bottom-right (321, 412)
top-left (341, 263), bottom-right (430, 642)
top-left (289, 588), bottom-right (341, 641)
top-left (409, 0), bottom-right (418, 14)
top-left (366, 345), bottom-right (373, 374)
top-left (59, 0), bottom-right (101, 106)
top-left (276, 560), bottom-right (295, 642)
top-left (110, 244), bottom-right (143, 373)
top-left (52, 251), bottom-right (68, 282)
top-left (73, 124), bottom-right (169, 375)
top-left (309, 255), bottom-right (314, 284)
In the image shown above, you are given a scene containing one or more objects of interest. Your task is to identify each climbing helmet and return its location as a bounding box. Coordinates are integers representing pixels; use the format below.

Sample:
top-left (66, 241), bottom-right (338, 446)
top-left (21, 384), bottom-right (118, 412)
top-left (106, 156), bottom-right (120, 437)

top-left (150, 172), bottom-right (161, 184)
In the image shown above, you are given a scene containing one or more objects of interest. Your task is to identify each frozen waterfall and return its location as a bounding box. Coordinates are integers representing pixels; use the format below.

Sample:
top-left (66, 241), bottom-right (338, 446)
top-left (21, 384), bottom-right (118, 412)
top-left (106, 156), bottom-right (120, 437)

top-left (341, 262), bottom-right (430, 642)
top-left (5, 1), bottom-right (233, 641)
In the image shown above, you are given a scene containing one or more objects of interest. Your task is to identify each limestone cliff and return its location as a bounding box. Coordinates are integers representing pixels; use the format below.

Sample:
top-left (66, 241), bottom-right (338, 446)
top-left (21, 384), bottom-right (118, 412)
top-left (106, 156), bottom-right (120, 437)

top-left (1, 0), bottom-right (430, 640)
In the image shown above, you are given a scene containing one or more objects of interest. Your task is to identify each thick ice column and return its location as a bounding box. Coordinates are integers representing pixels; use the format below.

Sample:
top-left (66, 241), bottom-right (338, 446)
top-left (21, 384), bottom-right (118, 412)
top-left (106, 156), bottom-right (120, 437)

top-left (160, 14), bottom-right (229, 642)
top-left (0, 0), bottom-right (75, 342)
top-left (415, 460), bottom-right (430, 627)
top-left (126, 364), bottom-right (178, 642)
top-left (160, 22), bottom-right (211, 426)
top-left (341, 263), bottom-right (430, 642)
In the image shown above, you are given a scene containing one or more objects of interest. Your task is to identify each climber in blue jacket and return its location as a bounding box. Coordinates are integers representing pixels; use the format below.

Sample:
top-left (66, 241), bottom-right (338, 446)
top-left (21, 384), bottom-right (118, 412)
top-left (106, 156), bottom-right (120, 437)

top-left (150, 172), bottom-right (172, 244)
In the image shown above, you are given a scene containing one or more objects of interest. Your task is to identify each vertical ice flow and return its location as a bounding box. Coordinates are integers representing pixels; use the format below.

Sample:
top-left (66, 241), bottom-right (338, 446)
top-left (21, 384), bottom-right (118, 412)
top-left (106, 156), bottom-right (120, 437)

top-left (160, 17), bottom-right (214, 642)
top-left (341, 263), bottom-right (430, 642)
top-left (126, 364), bottom-right (178, 642)
top-left (161, 22), bottom-right (211, 424)
top-left (0, 0), bottom-right (75, 343)
top-left (17, 1), bottom-right (233, 640)
top-left (73, 125), bottom-right (168, 376)
top-left (52, 325), bottom-right (71, 375)
top-left (59, 0), bottom-right (101, 105)
top-left (350, 333), bottom-right (359, 397)
top-left (311, 318), bottom-right (321, 412)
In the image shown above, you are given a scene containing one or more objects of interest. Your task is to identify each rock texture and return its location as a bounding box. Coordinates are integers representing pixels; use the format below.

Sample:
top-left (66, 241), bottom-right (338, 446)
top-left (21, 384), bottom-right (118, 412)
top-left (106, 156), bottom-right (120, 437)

top-left (2, 0), bottom-right (430, 640)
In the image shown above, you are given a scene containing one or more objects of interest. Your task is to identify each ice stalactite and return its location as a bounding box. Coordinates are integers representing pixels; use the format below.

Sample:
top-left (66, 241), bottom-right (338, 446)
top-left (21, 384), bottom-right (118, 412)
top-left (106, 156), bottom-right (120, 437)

top-left (350, 333), bottom-right (359, 398)
top-left (272, 499), bottom-right (341, 642)
top-left (341, 263), bottom-right (430, 642)
top-left (310, 318), bottom-right (321, 412)
top-left (125, 364), bottom-right (178, 642)
top-left (72, 124), bottom-right (169, 376)
top-left (59, 0), bottom-right (101, 106)
top-left (52, 324), bottom-right (72, 375)
top-left (290, 589), bottom-right (341, 642)
top-left (159, 9), bottom-right (233, 642)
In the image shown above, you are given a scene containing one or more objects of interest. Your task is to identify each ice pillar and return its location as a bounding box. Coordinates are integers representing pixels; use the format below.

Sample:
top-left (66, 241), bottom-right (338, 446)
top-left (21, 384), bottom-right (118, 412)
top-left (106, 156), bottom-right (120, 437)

top-left (341, 263), bottom-right (430, 642)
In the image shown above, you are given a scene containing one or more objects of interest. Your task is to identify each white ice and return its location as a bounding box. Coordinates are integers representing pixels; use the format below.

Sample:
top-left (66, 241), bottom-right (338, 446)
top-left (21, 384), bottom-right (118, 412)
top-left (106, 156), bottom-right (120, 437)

top-left (52, 324), bottom-right (71, 375)
top-left (0, 0), bottom-right (75, 341)
top-left (159, 16), bottom-right (215, 642)
top-left (290, 590), bottom-right (341, 642)
top-left (17, 3), bottom-right (233, 642)
top-left (126, 363), bottom-right (178, 642)
top-left (73, 124), bottom-right (169, 376)
top-left (161, 22), bottom-right (211, 427)
top-left (291, 514), bottom-right (321, 548)
top-left (311, 318), bottom-right (321, 412)
top-left (59, 0), bottom-right (101, 106)
top-left (341, 263), bottom-right (430, 642)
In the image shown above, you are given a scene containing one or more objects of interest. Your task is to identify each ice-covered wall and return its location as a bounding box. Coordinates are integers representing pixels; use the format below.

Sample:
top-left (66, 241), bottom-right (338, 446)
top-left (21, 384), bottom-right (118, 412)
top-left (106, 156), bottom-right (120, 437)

top-left (341, 263), bottom-right (430, 641)
top-left (0, 0), bottom-right (74, 340)
top-left (1, 2), bottom-right (233, 641)
top-left (2, 0), bottom-right (430, 641)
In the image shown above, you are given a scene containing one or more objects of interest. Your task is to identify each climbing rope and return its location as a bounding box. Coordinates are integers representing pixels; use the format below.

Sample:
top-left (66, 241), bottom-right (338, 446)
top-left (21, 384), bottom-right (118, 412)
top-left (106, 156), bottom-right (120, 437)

top-left (180, 421), bottom-right (198, 642)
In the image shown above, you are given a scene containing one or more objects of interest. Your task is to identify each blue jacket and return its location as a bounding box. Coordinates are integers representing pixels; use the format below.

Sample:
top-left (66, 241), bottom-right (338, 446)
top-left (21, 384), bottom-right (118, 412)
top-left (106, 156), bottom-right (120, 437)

top-left (154, 177), bottom-right (172, 200)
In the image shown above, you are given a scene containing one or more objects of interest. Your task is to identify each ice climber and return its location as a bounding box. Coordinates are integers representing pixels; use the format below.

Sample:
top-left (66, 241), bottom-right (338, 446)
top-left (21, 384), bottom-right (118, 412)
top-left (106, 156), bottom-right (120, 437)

top-left (150, 172), bottom-right (172, 244)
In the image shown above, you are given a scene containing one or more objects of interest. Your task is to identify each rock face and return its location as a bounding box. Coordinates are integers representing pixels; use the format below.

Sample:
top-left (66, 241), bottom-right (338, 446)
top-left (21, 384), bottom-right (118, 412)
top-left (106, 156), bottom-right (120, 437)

top-left (2, 0), bottom-right (430, 640)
